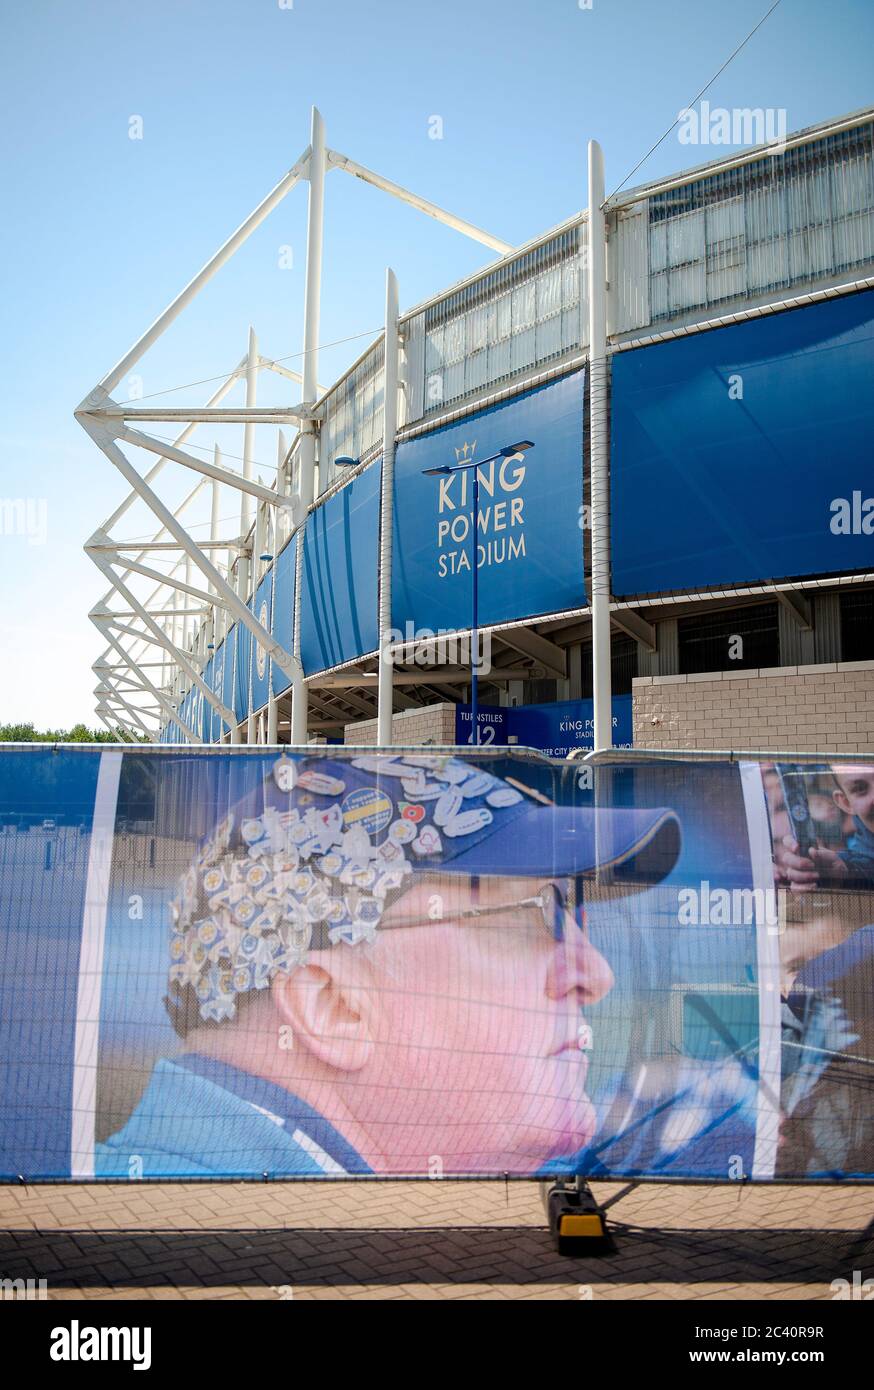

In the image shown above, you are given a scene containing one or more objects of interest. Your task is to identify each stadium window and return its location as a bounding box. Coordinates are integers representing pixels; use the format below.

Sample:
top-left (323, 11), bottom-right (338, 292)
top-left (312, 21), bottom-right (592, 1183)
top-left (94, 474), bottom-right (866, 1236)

top-left (677, 603), bottom-right (778, 675)
top-left (580, 634), bottom-right (638, 696)
top-left (840, 589), bottom-right (874, 662)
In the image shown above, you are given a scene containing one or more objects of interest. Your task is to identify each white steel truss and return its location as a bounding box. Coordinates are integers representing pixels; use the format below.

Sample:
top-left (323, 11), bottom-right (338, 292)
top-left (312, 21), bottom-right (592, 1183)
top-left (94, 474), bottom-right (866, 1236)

top-left (78, 106), bottom-right (515, 745)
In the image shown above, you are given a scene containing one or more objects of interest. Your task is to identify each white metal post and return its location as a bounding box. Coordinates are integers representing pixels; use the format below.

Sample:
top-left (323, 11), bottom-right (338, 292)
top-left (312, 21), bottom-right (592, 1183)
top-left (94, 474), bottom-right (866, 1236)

top-left (302, 108), bottom-right (326, 467)
top-left (241, 326), bottom-right (258, 540)
top-left (291, 531), bottom-right (306, 745)
top-left (210, 453), bottom-right (222, 596)
top-left (184, 553), bottom-right (193, 651)
top-left (237, 332), bottom-right (258, 667)
top-left (266, 429), bottom-right (286, 745)
top-left (291, 106), bottom-right (325, 746)
top-left (326, 150), bottom-right (514, 254)
top-left (377, 268), bottom-right (400, 746)
top-left (587, 140), bottom-right (613, 750)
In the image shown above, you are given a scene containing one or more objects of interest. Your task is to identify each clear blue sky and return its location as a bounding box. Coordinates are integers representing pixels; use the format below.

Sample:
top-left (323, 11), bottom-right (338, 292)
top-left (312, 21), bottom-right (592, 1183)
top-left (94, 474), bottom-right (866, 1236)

top-left (0, 0), bottom-right (871, 728)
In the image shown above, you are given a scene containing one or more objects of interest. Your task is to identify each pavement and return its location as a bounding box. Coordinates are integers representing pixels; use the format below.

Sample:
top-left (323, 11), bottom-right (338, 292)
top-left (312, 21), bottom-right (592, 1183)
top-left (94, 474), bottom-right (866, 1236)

top-left (1, 1179), bottom-right (872, 1301)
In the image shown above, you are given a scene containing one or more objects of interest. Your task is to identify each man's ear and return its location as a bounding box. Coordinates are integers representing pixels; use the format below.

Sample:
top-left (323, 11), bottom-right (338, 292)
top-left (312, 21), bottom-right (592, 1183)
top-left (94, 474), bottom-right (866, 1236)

top-left (270, 958), bottom-right (377, 1072)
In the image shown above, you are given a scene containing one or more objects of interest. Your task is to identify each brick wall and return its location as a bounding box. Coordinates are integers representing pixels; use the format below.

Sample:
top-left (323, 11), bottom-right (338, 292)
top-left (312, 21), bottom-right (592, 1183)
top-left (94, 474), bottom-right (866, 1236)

top-left (344, 702), bottom-right (458, 747)
top-left (633, 661), bottom-right (874, 753)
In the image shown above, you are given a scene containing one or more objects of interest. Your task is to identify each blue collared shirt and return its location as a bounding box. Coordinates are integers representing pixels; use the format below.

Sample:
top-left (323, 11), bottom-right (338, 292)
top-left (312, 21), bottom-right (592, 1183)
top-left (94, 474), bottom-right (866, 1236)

top-left (96, 1054), bottom-right (373, 1178)
top-left (839, 815), bottom-right (874, 880)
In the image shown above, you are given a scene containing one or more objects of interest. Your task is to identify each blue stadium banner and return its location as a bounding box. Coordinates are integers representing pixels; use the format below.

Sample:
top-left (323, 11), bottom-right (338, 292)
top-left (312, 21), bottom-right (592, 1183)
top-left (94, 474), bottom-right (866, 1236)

top-left (392, 370), bottom-right (586, 637)
top-left (234, 612), bottom-right (251, 724)
top-left (199, 656), bottom-right (214, 743)
top-left (301, 461), bottom-right (380, 675)
top-left (2, 745), bottom-right (871, 1183)
top-left (204, 639), bottom-right (228, 743)
top-left (250, 572), bottom-right (273, 714)
top-left (612, 288), bottom-right (874, 596)
top-left (221, 626), bottom-right (236, 729)
top-left (271, 536), bottom-right (296, 698)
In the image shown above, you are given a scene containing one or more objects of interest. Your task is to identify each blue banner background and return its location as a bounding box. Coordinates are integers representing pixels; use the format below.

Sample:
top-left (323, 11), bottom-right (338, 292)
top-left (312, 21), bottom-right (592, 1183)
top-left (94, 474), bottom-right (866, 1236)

top-left (250, 572), bottom-right (274, 714)
top-left (301, 461), bottom-right (380, 675)
top-left (271, 536), bottom-right (296, 698)
top-left (611, 289), bottom-right (874, 596)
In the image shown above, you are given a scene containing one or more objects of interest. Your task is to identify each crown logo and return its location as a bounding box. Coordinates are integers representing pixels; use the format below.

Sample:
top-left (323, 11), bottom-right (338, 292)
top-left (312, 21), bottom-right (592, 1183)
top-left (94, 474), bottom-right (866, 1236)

top-left (454, 440), bottom-right (477, 464)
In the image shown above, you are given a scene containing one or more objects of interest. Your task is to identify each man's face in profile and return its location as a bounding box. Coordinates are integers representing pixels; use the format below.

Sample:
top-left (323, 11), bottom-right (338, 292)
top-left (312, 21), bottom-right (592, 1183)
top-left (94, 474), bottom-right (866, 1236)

top-left (288, 870), bottom-right (616, 1174)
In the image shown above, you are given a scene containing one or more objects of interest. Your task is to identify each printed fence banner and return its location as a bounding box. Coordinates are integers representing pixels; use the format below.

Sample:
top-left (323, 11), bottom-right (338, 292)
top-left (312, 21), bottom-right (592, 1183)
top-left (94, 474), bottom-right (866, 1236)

top-left (0, 746), bottom-right (871, 1181)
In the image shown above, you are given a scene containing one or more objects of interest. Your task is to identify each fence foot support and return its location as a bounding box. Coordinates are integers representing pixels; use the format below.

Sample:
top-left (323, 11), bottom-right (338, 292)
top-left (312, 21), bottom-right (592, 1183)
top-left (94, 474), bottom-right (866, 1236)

top-left (544, 1180), bottom-right (614, 1257)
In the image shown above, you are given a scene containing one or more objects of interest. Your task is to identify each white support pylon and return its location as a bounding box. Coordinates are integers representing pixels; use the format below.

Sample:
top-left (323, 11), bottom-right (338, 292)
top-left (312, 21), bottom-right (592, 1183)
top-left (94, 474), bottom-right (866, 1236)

top-left (91, 619), bottom-right (206, 743)
top-left (290, 108), bottom-right (327, 748)
top-left (90, 561), bottom-right (235, 733)
top-left (83, 421), bottom-right (303, 685)
top-left (587, 140), bottom-right (613, 752)
top-left (79, 111), bottom-right (519, 742)
top-left (377, 268), bottom-right (400, 746)
top-left (241, 326), bottom-right (258, 540)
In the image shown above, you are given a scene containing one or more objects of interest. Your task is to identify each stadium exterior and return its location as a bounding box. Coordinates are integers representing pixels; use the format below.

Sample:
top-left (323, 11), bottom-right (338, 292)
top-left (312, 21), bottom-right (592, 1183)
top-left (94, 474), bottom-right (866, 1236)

top-left (78, 105), bottom-right (874, 755)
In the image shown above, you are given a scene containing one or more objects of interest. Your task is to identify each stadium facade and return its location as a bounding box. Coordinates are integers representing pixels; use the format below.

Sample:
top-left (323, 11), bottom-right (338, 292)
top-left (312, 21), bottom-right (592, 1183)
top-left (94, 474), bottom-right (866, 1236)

top-left (79, 105), bottom-right (874, 755)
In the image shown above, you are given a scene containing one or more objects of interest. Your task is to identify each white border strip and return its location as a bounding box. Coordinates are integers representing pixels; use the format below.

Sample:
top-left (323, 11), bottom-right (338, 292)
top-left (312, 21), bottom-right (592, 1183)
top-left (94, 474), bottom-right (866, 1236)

top-left (739, 760), bottom-right (782, 1181)
top-left (71, 750), bottom-right (123, 1179)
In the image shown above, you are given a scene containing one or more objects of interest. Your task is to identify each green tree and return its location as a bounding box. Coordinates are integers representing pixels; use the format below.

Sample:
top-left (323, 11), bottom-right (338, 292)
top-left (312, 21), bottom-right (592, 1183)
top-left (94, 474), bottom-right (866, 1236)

top-left (0, 722), bottom-right (146, 743)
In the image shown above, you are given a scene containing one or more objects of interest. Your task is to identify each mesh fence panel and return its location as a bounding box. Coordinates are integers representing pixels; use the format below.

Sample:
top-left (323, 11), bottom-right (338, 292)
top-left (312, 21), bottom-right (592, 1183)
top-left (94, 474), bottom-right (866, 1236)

top-left (0, 745), bottom-right (871, 1182)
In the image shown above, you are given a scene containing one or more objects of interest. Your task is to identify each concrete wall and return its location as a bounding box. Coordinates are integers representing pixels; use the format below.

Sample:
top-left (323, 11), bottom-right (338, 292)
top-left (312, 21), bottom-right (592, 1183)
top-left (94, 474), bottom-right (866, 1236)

top-left (633, 661), bottom-right (874, 753)
top-left (344, 702), bottom-right (458, 747)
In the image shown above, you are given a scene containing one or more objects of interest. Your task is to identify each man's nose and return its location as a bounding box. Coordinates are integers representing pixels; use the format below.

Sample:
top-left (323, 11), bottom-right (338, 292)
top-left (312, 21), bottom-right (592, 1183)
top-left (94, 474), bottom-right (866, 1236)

top-left (547, 913), bottom-right (614, 1004)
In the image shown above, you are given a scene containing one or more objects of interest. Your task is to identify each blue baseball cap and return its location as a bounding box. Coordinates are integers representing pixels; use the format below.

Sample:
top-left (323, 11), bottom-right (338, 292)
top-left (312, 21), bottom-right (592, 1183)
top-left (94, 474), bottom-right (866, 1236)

top-left (257, 750), bottom-right (681, 882)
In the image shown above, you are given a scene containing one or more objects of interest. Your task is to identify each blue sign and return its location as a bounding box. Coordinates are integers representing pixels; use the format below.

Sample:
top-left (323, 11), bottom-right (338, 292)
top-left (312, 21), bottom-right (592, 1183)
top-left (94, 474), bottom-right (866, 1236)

top-left (611, 288), bottom-right (874, 596)
top-left (392, 371), bottom-right (585, 637)
top-left (301, 461), bottom-right (380, 675)
top-left (199, 655), bottom-right (213, 743)
top-left (221, 626), bottom-right (236, 728)
top-left (512, 695), bottom-right (633, 755)
top-left (234, 609), bottom-right (251, 723)
top-left (271, 536), bottom-right (296, 698)
top-left (455, 695), bottom-right (633, 753)
top-left (208, 641), bottom-right (225, 743)
top-left (250, 572), bottom-right (273, 714)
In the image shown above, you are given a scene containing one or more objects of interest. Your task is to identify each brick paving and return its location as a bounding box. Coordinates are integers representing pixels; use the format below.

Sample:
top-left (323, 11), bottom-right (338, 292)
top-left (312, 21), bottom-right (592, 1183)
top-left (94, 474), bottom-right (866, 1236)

top-left (0, 1179), bottom-right (871, 1300)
